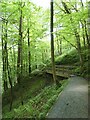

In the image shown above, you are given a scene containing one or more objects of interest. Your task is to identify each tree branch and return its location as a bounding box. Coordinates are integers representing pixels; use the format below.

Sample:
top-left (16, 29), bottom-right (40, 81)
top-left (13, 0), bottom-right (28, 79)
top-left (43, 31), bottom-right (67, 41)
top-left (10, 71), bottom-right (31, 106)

top-left (62, 36), bottom-right (78, 50)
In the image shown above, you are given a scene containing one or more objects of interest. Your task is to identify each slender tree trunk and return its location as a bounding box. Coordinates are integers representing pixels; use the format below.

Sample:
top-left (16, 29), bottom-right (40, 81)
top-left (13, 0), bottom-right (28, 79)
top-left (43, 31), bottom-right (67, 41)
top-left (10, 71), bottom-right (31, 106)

top-left (56, 33), bottom-right (60, 55)
top-left (80, 0), bottom-right (86, 49)
top-left (2, 21), bottom-right (8, 91)
top-left (63, 36), bottom-right (77, 49)
top-left (28, 28), bottom-right (31, 75)
top-left (50, 0), bottom-right (59, 85)
top-left (2, 23), bottom-right (6, 91)
top-left (35, 55), bottom-right (37, 69)
top-left (2, 20), bottom-right (13, 108)
top-left (17, 3), bottom-right (23, 84)
top-left (81, 22), bottom-right (86, 49)
top-left (74, 31), bottom-right (84, 73)
top-left (87, 1), bottom-right (90, 80)
top-left (60, 38), bottom-right (62, 55)
top-left (17, 2), bottom-right (24, 105)
top-left (25, 54), bottom-right (28, 73)
top-left (7, 55), bottom-right (13, 111)
top-left (88, 2), bottom-right (90, 47)
top-left (84, 20), bottom-right (90, 48)
top-left (6, 21), bottom-right (13, 110)
top-left (13, 47), bottom-right (17, 85)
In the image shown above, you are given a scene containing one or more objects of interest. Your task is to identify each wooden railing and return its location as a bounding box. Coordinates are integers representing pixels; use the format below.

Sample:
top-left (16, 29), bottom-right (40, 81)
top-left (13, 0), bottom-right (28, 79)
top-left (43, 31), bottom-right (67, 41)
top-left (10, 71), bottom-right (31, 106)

top-left (45, 65), bottom-right (77, 77)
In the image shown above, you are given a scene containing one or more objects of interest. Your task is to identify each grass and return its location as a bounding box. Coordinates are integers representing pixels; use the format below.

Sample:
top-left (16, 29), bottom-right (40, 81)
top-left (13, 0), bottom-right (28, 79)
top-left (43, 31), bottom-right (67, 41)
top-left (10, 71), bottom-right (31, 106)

top-left (2, 79), bottom-right (68, 119)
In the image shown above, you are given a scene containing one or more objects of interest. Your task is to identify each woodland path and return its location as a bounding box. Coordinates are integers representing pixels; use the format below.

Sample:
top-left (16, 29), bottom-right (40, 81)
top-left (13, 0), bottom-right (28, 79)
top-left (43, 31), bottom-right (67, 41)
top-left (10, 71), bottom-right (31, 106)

top-left (46, 76), bottom-right (88, 118)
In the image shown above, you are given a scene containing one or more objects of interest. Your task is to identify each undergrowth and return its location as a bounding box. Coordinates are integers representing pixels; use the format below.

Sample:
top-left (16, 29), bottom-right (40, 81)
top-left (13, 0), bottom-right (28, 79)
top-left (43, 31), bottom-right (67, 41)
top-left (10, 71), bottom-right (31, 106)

top-left (3, 80), bottom-right (68, 119)
top-left (55, 47), bottom-right (89, 78)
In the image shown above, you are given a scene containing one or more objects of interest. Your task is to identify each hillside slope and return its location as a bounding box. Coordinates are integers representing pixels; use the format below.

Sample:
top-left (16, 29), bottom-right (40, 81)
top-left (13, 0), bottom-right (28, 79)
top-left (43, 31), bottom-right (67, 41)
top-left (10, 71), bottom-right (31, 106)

top-left (55, 48), bottom-right (89, 78)
top-left (2, 73), bottom-right (67, 119)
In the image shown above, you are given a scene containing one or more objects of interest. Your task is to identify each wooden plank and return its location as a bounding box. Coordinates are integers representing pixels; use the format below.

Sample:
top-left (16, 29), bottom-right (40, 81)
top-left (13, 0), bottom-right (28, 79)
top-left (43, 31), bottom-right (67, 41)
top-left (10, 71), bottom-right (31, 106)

top-left (46, 70), bottom-right (69, 77)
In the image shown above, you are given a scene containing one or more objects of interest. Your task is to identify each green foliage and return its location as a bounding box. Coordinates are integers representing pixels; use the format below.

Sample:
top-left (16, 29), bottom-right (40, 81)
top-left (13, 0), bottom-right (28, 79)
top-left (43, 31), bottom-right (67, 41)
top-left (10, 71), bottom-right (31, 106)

top-left (3, 80), bottom-right (68, 119)
top-left (55, 49), bottom-right (79, 65)
top-left (55, 47), bottom-right (89, 78)
top-left (1, 0), bottom-right (51, 90)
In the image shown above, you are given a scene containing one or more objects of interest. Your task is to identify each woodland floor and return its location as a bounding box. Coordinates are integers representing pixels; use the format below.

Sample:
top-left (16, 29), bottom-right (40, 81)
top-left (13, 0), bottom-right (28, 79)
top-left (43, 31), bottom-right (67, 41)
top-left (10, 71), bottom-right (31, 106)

top-left (46, 76), bottom-right (88, 118)
top-left (2, 73), bottom-right (66, 115)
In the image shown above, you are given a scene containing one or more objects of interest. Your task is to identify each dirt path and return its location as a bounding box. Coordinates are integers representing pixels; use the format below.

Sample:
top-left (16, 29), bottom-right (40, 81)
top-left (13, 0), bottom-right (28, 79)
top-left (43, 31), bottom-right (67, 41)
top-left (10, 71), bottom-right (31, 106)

top-left (46, 76), bottom-right (88, 118)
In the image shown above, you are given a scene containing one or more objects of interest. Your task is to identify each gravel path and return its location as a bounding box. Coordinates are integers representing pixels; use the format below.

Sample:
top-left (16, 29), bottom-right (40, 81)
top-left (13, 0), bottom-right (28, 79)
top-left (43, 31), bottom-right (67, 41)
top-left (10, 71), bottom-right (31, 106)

top-left (46, 76), bottom-right (88, 118)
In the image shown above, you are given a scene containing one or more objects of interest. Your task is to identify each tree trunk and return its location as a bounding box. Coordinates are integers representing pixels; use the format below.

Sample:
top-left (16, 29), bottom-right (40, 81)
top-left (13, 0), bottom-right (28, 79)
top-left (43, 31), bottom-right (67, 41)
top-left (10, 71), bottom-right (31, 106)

top-left (50, 0), bottom-right (59, 85)
top-left (56, 32), bottom-right (60, 55)
top-left (7, 57), bottom-right (13, 111)
top-left (17, 3), bottom-right (23, 84)
top-left (81, 22), bottom-right (86, 49)
top-left (17, 2), bottom-right (24, 105)
top-left (74, 31), bottom-right (84, 73)
top-left (2, 23), bottom-right (6, 91)
top-left (84, 20), bottom-right (90, 48)
top-left (27, 28), bottom-right (31, 75)
top-left (60, 38), bottom-right (62, 55)
top-left (2, 21), bottom-right (8, 91)
top-left (87, 1), bottom-right (90, 80)
top-left (35, 55), bottom-right (37, 69)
